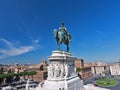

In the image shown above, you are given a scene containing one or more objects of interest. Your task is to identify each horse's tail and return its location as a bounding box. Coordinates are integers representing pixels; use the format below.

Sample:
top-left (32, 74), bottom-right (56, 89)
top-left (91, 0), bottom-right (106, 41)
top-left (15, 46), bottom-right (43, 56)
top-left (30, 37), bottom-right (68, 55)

top-left (68, 34), bottom-right (72, 42)
top-left (54, 29), bottom-right (58, 39)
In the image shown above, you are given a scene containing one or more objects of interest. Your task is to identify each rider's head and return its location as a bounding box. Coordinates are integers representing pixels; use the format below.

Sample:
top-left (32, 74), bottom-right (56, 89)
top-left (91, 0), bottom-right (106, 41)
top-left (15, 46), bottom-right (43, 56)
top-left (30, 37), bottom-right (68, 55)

top-left (61, 22), bottom-right (64, 27)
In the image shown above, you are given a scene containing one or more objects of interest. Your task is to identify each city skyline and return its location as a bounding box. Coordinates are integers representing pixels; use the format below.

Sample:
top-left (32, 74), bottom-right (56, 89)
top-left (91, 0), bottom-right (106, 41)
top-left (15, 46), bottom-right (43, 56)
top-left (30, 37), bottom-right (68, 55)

top-left (0, 0), bottom-right (120, 64)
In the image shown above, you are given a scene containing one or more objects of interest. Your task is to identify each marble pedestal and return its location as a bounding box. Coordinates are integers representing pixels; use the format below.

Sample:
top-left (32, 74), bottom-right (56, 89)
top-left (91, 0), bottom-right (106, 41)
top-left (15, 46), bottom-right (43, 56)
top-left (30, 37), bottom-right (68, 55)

top-left (44, 76), bottom-right (84, 90)
top-left (37, 50), bottom-right (84, 90)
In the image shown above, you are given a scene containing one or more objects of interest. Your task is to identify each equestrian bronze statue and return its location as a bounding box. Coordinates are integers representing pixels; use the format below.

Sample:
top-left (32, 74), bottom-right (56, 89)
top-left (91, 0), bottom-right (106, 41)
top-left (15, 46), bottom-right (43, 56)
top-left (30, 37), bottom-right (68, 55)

top-left (54, 22), bottom-right (71, 52)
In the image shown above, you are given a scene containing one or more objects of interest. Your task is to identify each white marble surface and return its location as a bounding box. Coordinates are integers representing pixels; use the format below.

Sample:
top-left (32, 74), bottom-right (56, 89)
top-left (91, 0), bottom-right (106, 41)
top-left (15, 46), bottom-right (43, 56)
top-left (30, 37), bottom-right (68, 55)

top-left (84, 84), bottom-right (110, 90)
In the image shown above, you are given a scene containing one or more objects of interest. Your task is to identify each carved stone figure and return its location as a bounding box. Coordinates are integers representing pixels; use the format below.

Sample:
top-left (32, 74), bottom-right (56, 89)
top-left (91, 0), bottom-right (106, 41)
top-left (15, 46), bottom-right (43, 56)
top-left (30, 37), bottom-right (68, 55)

top-left (54, 64), bottom-right (60, 78)
top-left (48, 64), bottom-right (54, 78)
top-left (60, 65), bottom-right (65, 78)
top-left (65, 64), bottom-right (69, 77)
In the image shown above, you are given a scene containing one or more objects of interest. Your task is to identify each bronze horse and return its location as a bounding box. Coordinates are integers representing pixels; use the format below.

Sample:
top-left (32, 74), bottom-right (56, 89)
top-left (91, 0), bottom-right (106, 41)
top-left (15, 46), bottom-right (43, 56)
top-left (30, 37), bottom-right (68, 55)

top-left (54, 29), bottom-right (71, 52)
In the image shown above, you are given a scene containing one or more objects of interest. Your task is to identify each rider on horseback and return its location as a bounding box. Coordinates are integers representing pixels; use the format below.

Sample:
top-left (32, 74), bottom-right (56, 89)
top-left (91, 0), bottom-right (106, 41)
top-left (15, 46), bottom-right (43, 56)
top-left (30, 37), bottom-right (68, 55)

top-left (54, 22), bottom-right (71, 52)
top-left (58, 22), bottom-right (69, 40)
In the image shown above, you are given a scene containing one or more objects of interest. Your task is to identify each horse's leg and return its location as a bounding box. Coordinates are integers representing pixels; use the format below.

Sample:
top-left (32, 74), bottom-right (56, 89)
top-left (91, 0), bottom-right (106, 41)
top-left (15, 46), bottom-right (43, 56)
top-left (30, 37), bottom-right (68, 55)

top-left (57, 42), bottom-right (60, 50)
top-left (57, 40), bottom-right (61, 50)
top-left (66, 44), bottom-right (69, 52)
top-left (58, 37), bottom-right (63, 51)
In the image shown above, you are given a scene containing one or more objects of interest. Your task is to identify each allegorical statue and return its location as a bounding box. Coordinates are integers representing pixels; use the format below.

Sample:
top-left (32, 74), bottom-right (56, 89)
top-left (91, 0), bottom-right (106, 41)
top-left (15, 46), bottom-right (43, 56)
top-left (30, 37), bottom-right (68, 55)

top-left (54, 64), bottom-right (60, 77)
top-left (65, 64), bottom-right (69, 77)
top-left (60, 65), bottom-right (65, 78)
top-left (54, 22), bottom-right (71, 52)
top-left (48, 64), bottom-right (54, 78)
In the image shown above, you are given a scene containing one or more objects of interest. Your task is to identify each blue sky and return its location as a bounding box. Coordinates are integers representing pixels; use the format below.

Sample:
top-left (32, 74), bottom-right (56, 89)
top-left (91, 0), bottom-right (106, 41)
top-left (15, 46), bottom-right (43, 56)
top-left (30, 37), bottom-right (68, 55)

top-left (0, 0), bottom-right (120, 64)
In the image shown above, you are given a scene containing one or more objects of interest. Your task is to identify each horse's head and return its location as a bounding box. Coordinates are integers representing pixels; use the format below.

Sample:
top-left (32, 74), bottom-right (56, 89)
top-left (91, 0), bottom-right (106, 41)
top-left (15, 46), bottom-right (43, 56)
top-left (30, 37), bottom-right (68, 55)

top-left (54, 29), bottom-right (58, 39)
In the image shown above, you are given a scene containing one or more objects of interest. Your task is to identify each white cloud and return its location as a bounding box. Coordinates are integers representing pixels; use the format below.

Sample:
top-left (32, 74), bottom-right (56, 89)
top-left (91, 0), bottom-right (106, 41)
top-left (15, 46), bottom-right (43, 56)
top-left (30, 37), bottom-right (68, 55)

top-left (0, 38), bottom-right (15, 49)
top-left (0, 38), bottom-right (36, 59)
top-left (33, 38), bottom-right (39, 44)
top-left (29, 37), bottom-right (42, 47)
top-left (32, 38), bottom-right (40, 45)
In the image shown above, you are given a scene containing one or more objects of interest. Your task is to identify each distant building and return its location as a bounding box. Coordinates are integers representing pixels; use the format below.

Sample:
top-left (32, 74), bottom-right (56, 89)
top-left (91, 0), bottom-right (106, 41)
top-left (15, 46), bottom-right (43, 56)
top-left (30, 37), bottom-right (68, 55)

top-left (75, 58), bottom-right (84, 68)
top-left (24, 60), bottom-right (48, 82)
top-left (109, 63), bottom-right (120, 76)
top-left (31, 70), bottom-right (47, 82)
top-left (14, 66), bottom-right (26, 73)
top-left (75, 58), bottom-right (92, 80)
top-left (91, 61), bottom-right (106, 76)
top-left (91, 66), bottom-right (105, 76)
top-left (96, 61), bottom-right (104, 66)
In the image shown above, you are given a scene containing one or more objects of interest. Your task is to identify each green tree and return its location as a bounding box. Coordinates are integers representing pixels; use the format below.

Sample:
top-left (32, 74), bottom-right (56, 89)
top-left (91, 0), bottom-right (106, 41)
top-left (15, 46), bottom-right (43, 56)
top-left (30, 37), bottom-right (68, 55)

top-left (0, 67), bottom-right (3, 74)
top-left (29, 71), bottom-right (37, 80)
top-left (39, 65), bottom-right (44, 71)
top-left (26, 71), bottom-right (37, 80)
top-left (20, 71), bottom-right (28, 79)
top-left (6, 73), bottom-right (14, 84)
top-left (0, 74), bottom-right (7, 85)
top-left (76, 68), bottom-right (81, 73)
